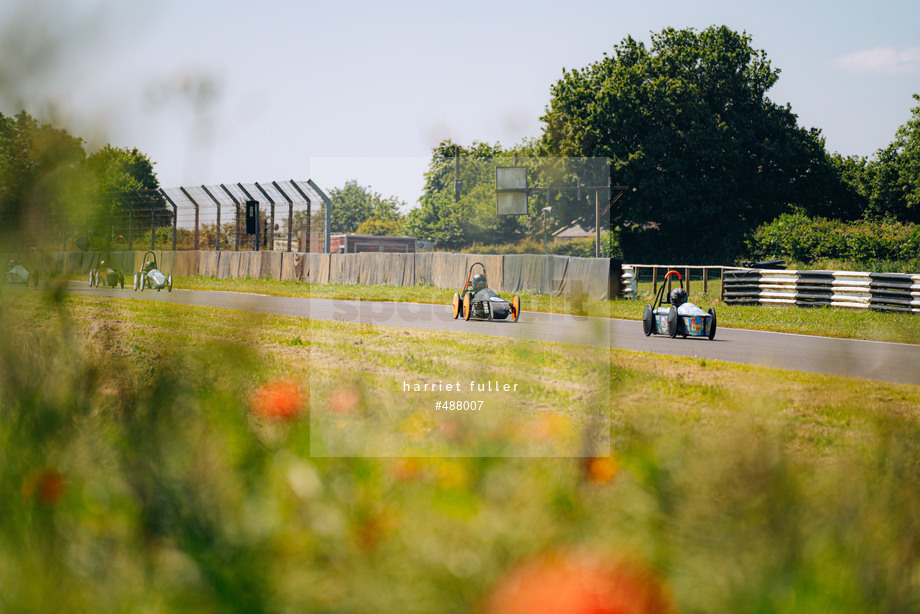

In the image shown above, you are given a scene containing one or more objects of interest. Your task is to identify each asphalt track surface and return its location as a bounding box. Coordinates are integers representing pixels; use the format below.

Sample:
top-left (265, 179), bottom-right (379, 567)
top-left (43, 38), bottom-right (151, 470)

top-left (51, 283), bottom-right (920, 387)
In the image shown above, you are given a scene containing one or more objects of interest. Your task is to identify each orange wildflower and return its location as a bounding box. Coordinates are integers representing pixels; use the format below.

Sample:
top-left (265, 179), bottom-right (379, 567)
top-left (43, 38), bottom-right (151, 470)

top-left (22, 468), bottom-right (66, 506)
top-left (250, 378), bottom-right (303, 420)
top-left (391, 458), bottom-right (424, 481)
top-left (482, 550), bottom-right (673, 614)
top-left (585, 457), bottom-right (619, 484)
top-left (328, 384), bottom-right (362, 414)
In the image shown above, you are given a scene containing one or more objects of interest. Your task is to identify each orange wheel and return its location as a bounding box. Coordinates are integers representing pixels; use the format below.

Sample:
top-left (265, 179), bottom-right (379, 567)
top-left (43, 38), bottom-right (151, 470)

top-left (463, 292), bottom-right (472, 321)
top-left (451, 291), bottom-right (461, 319)
top-left (511, 294), bottom-right (520, 323)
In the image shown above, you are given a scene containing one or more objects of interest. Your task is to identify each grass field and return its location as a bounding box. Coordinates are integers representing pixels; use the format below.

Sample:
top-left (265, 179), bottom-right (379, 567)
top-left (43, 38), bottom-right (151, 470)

top-left (2, 287), bottom-right (920, 613)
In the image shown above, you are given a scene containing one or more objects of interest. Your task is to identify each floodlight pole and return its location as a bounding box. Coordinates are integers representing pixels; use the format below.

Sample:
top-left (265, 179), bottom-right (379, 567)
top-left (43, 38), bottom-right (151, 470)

top-left (529, 181), bottom-right (627, 258)
top-left (454, 146), bottom-right (461, 203)
top-left (595, 190), bottom-right (601, 258)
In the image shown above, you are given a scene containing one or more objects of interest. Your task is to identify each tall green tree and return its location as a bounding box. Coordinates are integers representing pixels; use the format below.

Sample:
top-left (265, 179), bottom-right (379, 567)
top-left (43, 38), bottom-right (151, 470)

top-left (540, 25), bottom-right (842, 262)
top-left (84, 145), bottom-right (164, 247)
top-left (404, 140), bottom-right (528, 249)
top-left (827, 95), bottom-right (920, 223)
top-left (86, 145), bottom-right (158, 194)
top-left (0, 110), bottom-right (88, 247)
top-left (328, 180), bottom-right (404, 234)
top-left (895, 95), bottom-right (920, 222)
top-left (869, 94), bottom-right (920, 223)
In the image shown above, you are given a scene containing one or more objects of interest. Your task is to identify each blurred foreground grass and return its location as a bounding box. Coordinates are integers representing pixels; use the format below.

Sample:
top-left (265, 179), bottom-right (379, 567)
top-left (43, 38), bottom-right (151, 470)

top-left (2, 287), bottom-right (920, 613)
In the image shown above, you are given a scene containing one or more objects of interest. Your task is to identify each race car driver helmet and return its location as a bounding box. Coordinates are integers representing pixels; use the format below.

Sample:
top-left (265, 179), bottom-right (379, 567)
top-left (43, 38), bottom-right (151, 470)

top-left (144, 261), bottom-right (156, 272)
top-left (472, 273), bottom-right (487, 291)
top-left (669, 287), bottom-right (688, 307)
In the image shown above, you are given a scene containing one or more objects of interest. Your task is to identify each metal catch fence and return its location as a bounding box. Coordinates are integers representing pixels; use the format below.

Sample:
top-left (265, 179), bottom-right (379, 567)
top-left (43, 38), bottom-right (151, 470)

top-left (33, 180), bottom-right (328, 254)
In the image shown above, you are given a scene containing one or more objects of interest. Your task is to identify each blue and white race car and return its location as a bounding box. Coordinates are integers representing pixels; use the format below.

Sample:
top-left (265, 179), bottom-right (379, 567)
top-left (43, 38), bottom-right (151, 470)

top-left (642, 270), bottom-right (717, 340)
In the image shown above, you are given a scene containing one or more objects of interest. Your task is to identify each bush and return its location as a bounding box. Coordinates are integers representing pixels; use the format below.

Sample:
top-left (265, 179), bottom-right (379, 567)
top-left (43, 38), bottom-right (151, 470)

top-left (464, 232), bottom-right (623, 259)
top-left (748, 214), bottom-right (920, 268)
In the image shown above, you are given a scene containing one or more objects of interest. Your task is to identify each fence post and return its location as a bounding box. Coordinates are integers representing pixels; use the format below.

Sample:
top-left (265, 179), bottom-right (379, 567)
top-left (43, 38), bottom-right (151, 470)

top-left (703, 267), bottom-right (708, 294)
top-left (218, 184), bottom-right (241, 252)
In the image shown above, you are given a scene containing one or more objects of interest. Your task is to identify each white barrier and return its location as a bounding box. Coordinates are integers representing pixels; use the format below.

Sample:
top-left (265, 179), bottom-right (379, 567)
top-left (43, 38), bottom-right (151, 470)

top-left (620, 265), bottom-right (637, 298)
top-left (722, 269), bottom-right (920, 313)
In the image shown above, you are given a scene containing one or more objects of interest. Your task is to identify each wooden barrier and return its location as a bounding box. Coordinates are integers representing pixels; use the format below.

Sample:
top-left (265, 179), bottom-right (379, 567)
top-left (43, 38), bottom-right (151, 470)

top-left (722, 269), bottom-right (920, 313)
top-left (26, 250), bottom-right (624, 301)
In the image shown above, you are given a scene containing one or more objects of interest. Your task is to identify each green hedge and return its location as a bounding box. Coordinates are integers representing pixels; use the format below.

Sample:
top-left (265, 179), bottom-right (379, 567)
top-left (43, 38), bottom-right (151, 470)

top-left (748, 213), bottom-right (920, 266)
top-left (464, 233), bottom-right (623, 259)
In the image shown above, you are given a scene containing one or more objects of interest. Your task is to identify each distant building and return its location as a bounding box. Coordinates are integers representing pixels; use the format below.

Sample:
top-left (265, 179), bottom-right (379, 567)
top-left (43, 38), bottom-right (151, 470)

top-left (330, 234), bottom-right (416, 254)
top-left (271, 232), bottom-right (324, 252)
top-left (552, 222), bottom-right (605, 243)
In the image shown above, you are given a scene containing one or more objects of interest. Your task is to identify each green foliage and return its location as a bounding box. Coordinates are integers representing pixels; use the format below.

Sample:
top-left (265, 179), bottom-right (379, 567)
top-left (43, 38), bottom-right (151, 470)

top-left (328, 180), bottom-right (404, 234)
top-left (748, 212), bottom-right (920, 266)
top-left (406, 140), bottom-right (612, 251)
top-left (356, 215), bottom-right (403, 236)
top-left (465, 232), bottom-right (623, 259)
top-left (853, 95), bottom-right (920, 223)
top-left (539, 26), bottom-right (846, 263)
top-left (0, 110), bottom-right (90, 247)
top-left (894, 95), bottom-right (920, 220)
top-left (85, 145), bottom-right (158, 194)
top-left (0, 110), bottom-right (161, 251)
top-left (406, 141), bottom-right (526, 249)
top-left (824, 96), bottom-right (920, 224)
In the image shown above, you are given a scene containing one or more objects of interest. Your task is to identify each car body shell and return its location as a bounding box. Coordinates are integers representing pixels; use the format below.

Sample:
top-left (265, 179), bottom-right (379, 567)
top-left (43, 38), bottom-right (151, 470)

top-left (468, 288), bottom-right (512, 320)
top-left (652, 302), bottom-right (714, 338)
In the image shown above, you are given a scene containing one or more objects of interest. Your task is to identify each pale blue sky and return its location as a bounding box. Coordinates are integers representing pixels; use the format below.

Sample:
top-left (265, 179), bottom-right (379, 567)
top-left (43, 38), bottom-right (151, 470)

top-left (2, 0), bottom-right (918, 208)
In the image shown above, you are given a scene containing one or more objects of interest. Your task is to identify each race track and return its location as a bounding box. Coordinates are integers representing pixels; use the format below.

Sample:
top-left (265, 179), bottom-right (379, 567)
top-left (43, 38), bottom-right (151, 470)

top-left (59, 283), bottom-right (920, 387)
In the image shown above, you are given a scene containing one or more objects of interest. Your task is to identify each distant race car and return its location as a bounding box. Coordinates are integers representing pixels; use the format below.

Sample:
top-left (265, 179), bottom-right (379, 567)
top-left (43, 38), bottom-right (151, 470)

top-left (89, 250), bottom-right (125, 289)
top-left (451, 262), bottom-right (520, 322)
top-left (133, 251), bottom-right (173, 292)
top-left (5, 256), bottom-right (38, 286)
top-left (642, 270), bottom-right (717, 340)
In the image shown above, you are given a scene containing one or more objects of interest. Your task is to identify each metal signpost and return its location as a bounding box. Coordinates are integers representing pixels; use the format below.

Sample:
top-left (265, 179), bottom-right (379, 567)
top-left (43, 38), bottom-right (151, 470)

top-left (495, 163), bottom-right (627, 257)
top-left (245, 200), bottom-right (259, 251)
